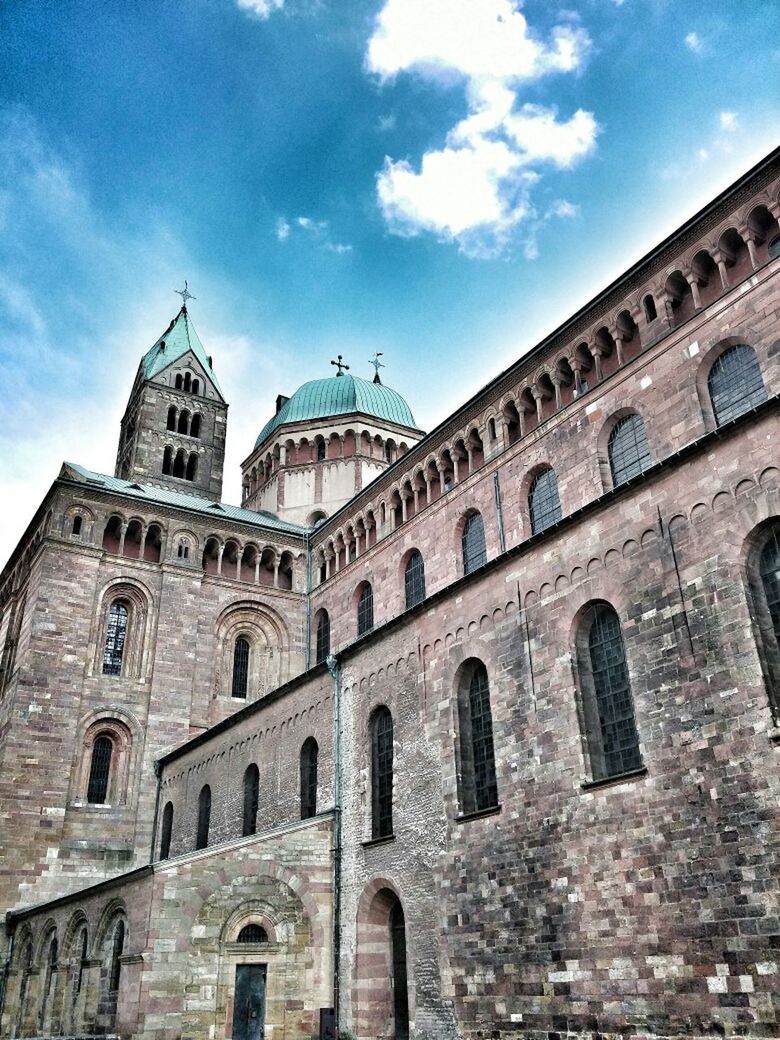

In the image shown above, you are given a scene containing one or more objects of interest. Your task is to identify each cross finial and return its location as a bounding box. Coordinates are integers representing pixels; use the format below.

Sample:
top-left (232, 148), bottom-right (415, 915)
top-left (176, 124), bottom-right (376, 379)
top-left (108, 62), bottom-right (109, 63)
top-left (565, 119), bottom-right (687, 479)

top-left (369, 351), bottom-right (385, 384)
top-left (175, 280), bottom-right (196, 309)
top-left (330, 354), bottom-right (350, 377)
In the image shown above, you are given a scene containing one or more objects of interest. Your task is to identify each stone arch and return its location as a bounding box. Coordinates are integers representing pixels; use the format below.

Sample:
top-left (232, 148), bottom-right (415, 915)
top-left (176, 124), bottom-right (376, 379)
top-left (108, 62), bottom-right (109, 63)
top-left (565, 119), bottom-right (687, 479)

top-left (695, 337), bottom-right (767, 432)
top-left (214, 600), bottom-right (291, 699)
top-left (92, 576), bottom-right (153, 679)
top-left (353, 878), bottom-right (412, 1040)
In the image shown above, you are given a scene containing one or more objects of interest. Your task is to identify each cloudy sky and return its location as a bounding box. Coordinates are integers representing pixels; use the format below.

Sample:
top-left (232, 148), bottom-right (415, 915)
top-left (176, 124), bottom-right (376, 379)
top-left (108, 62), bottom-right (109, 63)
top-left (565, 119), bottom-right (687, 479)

top-left (1, 0), bottom-right (778, 562)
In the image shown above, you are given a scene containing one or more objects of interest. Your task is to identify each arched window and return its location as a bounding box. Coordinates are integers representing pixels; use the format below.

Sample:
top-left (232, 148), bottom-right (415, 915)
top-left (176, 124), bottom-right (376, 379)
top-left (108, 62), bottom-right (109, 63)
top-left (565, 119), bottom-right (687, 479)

top-left (177, 409), bottom-right (189, 434)
top-left (72, 514), bottom-right (83, 537)
top-left (462, 512), bottom-right (487, 575)
top-left (759, 528), bottom-right (780, 649)
top-left (196, 784), bottom-right (211, 849)
top-left (192, 378), bottom-right (200, 395)
top-left (177, 540), bottom-right (189, 559)
top-left (708, 344), bottom-right (767, 426)
top-left (102, 600), bottom-right (128, 676)
top-left (371, 707), bottom-right (393, 840)
top-left (173, 449), bottom-right (186, 479)
top-left (317, 439), bottom-right (326, 462)
top-left (529, 467), bottom-right (562, 535)
top-left (242, 763), bottom-right (259, 837)
top-left (357, 583), bottom-right (374, 636)
top-left (109, 919), bottom-right (124, 993)
top-left (186, 452), bottom-right (198, 481)
top-left (643, 294), bottom-right (657, 322)
top-left (315, 610), bottom-right (330, 665)
top-left (404, 550), bottom-right (425, 609)
top-left (87, 734), bottom-right (113, 804)
top-left (162, 446), bottom-right (173, 475)
top-left (183, 372), bottom-right (191, 392)
top-left (175, 374), bottom-right (183, 390)
top-left (457, 661), bottom-right (498, 815)
top-left (72, 927), bottom-right (88, 1008)
top-left (390, 898), bottom-right (410, 1040)
top-left (39, 935), bottom-right (58, 1031)
top-left (232, 637), bottom-right (250, 698)
top-left (300, 737), bottom-right (318, 819)
top-left (608, 414), bottom-right (652, 487)
top-left (578, 603), bottom-right (642, 780)
top-left (237, 924), bottom-right (268, 943)
top-left (166, 405), bottom-right (177, 431)
top-left (190, 413), bottom-right (201, 438)
top-left (159, 801), bottom-right (174, 860)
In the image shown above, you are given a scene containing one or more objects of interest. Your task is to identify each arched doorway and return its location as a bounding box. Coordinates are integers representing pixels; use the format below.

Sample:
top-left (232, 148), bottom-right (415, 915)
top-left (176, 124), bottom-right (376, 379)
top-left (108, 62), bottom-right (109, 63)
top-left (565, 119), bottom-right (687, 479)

top-left (354, 884), bottom-right (410, 1039)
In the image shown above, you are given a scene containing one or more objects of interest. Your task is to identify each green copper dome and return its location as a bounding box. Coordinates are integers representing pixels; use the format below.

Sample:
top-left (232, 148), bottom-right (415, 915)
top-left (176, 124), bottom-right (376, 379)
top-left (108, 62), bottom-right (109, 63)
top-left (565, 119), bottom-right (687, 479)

top-left (255, 373), bottom-right (419, 448)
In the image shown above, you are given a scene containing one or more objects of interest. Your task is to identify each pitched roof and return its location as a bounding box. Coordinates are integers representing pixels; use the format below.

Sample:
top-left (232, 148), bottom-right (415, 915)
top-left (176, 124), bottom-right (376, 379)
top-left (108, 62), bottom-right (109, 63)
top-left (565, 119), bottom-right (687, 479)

top-left (255, 373), bottom-right (420, 449)
top-left (59, 463), bottom-right (305, 537)
top-left (141, 307), bottom-right (223, 396)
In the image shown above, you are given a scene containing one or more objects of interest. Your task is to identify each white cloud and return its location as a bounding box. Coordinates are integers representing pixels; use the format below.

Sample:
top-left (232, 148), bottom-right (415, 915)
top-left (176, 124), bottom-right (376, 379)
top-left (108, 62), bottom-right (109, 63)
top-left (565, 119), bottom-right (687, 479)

top-left (719, 110), bottom-right (738, 132)
top-left (275, 217), bottom-right (290, 240)
top-left (684, 31), bottom-right (703, 53)
top-left (237, 0), bottom-right (284, 18)
top-left (367, 0), bottom-right (597, 257)
top-left (378, 113), bottom-right (397, 133)
top-left (549, 199), bottom-right (578, 219)
top-left (274, 214), bottom-right (352, 254)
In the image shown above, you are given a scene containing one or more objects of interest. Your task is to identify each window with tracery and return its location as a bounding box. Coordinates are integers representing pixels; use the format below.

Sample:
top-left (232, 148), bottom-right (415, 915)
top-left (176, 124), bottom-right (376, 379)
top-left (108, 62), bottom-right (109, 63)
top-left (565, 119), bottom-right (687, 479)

top-left (708, 344), bottom-right (767, 426)
top-left (462, 512), bottom-right (487, 575)
top-left (102, 601), bottom-right (129, 676)
top-left (529, 467), bottom-right (562, 535)
top-left (357, 583), bottom-right (374, 636)
top-left (608, 414), bottom-right (652, 487)
top-left (404, 550), bottom-right (425, 609)
top-left (371, 707), bottom-right (394, 839)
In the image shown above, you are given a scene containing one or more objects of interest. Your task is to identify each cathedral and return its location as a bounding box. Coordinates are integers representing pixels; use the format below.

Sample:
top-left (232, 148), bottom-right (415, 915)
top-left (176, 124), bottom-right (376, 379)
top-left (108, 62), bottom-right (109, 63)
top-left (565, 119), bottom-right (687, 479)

top-left (0, 147), bottom-right (779, 1040)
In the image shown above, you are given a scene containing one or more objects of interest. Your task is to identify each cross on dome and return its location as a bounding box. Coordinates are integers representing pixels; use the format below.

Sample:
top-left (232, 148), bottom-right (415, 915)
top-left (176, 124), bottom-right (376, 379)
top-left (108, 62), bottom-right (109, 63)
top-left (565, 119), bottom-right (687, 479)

top-left (330, 355), bottom-right (350, 376)
top-left (175, 281), bottom-right (196, 309)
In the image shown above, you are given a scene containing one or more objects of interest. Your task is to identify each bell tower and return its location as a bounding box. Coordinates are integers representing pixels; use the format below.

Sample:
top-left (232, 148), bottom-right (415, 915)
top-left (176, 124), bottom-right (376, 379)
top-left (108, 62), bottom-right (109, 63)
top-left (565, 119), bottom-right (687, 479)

top-left (115, 294), bottom-right (228, 501)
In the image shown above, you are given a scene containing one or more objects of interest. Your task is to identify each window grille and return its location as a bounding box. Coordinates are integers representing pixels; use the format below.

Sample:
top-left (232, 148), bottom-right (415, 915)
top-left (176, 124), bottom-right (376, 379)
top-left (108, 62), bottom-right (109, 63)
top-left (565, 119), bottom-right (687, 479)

top-left (196, 785), bottom-right (211, 849)
top-left (588, 605), bottom-right (642, 777)
top-left (242, 764), bottom-right (259, 837)
top-left (467, 665), bottom-right (498, 812)
top-left (102, 601), bottom-right (128, 676)
top-left (232, 637), bottom-right (250, 698)
top-left (760, 528), bottom-right (780, 648)
top-left (371, 707), bottom-right (393, 839)
top-left (315, 611), bottom-right (330, 665)
top-left (300, 738), bottom-right (318, 819)
top-left (608, 414), bottom-right (652, 486)
top-left (87, 735), bottom-right (113, 804)
top-left (357, 583), bottom-right (374, 636)
top-left (708, 344), bottom-right (767, 426)
top-left (159, 801), bottom-right (174, 860)
top-left (237, 924), bottom-right (268, 943)
top-left (462, 513), bottom-right (487, 575)
top-left (404, 551), bottom-right (425, 609)
top-left (529, 468), bottom-right (562, 534)
top-left (390, 899), bottom-right (410, 1040)
top-left (109, 920), bottom-right (124, 993)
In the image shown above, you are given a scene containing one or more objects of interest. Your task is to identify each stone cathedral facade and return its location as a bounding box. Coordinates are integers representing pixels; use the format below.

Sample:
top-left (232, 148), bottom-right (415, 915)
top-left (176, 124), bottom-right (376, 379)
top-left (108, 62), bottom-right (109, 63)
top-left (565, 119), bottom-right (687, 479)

top-left (1, 149), bottom-right (780, 1040)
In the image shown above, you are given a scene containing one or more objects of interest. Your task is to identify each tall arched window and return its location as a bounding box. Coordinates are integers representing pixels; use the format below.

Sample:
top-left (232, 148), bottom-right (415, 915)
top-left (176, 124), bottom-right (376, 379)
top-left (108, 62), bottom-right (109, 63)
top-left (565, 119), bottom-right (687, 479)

top-left (173, 449), bottom-right (186, 479)
top-left (371, 707), bottom-right (394, 840)
top-left (529, 467), bottom-right (562, 534)
top-left (708, 344), bottom-right (767, 426)
top-left (232, 637), bottom-right (250, 698)
top-left (186, 452), bottom-right (198, 481)
top-left (404, 550), bottom-right (425, 609)
top-left (357, 583), bottom-right (374, 636)
top-left (748, 524), bottom-right (780, 713)
top-left (242, 763), bottom-right (259, 837)
top-left (578, 603), bottom-right (642, 780)
top-left (162, 446), bottom-right (173, 475)
top-left (462, 512), bottom-right (487, 575)
top-left (87, 734), bottom-right (113, 804)
top-left (315, 610), bottom-right (330, 665)
top-left (72, 515), bottom-right (83, 537)
top-left (159, 801), bottom-right (174, 860)
top-left (196, 784), bottom-right (211, 849)
top-left (102, 601), bottom-right (128, 676)
top-left (608, 413), bottom-right (652, 487)
top-left (759, 528), bottom-right (780, 649)
top-left (457, 661), bottom-right (498, 814)
top-left (39, 935), bottom-right (58, 1031)
top-left (72, 927), bottom-right (88, 1011)
top-left (166, 405), bottom-right (177, 431)
top-left (190, 414), bottom-right (201, 438)
top-left (390, 898), bottom-right (410, 1040)
top-left (109, 919), bottom-right (125, 993)
top-left (300, 737), bottom-right (318, 819)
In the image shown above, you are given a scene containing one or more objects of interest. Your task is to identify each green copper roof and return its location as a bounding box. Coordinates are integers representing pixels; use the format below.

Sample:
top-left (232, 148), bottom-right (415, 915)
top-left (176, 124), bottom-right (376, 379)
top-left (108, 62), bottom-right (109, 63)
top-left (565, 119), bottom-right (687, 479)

top-left (60, 463), bottom-right (305, 536)
top-left (255, 373), bottom-right (419, 448)
top-left (141, 307), bottom-right (223, 396)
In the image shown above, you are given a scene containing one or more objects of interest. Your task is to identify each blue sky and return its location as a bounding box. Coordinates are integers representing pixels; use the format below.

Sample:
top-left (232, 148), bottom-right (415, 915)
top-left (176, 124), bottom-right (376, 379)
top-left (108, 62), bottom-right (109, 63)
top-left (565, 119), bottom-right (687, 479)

top-left (1, 0), bottom-right (778, 561)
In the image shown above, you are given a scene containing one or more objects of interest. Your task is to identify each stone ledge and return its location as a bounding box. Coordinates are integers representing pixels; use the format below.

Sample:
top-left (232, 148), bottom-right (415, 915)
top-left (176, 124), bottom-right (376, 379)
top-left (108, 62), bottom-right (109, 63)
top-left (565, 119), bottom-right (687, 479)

top-left (580, 765), bottom-right (648, 791)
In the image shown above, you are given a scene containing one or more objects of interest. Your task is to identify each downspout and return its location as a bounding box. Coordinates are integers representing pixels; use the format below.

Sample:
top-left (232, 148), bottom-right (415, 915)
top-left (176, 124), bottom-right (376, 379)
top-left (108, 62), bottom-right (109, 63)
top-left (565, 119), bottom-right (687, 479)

top-left (326, 653), bottom-right (342, 1036)
top-left (493, 471), bottom-right (506, 554)
top-left (305, 528), bottom-right (312, 667)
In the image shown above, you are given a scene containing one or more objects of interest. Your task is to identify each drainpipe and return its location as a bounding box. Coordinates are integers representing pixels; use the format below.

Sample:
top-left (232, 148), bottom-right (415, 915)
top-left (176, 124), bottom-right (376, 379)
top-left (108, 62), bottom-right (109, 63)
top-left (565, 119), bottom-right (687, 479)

top-left (493, 471), bottom-right (506, 554)
top-left (326, 653), bottom-right (342, 1037)
top-left (305, 528), bottom-right (312, 667)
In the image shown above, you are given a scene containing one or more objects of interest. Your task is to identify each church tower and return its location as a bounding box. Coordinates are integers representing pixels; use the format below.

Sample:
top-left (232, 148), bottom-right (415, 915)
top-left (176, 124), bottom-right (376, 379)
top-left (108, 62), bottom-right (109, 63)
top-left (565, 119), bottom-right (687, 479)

top-left (115, 299), bottom-right (227, 501)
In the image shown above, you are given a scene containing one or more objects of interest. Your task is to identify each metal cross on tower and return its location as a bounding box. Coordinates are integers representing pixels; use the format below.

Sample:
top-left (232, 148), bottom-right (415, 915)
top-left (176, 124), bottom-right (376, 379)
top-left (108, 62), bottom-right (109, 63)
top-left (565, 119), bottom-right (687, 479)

top-left (331, 355), bottom-right (350, 376)
top-left (175, 281), bottom-right (196, 309)
top-left (369, 352), bottom-right (385, 383)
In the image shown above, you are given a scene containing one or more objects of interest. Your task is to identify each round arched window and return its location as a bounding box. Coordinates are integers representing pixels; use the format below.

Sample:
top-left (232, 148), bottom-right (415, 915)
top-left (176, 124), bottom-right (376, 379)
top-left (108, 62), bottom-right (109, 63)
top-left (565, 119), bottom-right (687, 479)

top-left (237, 924), bottom-right (268, 943)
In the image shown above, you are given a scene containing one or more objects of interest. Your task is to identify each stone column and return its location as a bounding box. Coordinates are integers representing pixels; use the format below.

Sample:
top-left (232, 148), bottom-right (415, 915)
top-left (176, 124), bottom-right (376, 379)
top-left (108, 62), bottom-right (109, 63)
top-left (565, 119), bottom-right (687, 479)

top-left (254, 556), bottom-right (260, 584)
top-left (744, 230), bottom-right (760, 270)
top-left (139, 524), bottom-right (148, 559)
top-left (217, 544), bottom-right (224, 576)
top-left (531, 386), bottom-right (545, 423)
top-left (425, 478), bottom-right (432, 506)
top-left (236, 548), bottom-right (244, 583)
top-left (609, 327), bottom-right (625, 366)
top-left (118, 522), bottom-right (128, 556)
top-left (686, 273), bottom-right (702, 310)
top-left (550, 371), bottom-right (564, 409)
top-left (590, 346), bottom-right (604, 383)
top-left (712, 249), bottom-right (730, 290)
top-left (401, 495), bottom-right (408, 523)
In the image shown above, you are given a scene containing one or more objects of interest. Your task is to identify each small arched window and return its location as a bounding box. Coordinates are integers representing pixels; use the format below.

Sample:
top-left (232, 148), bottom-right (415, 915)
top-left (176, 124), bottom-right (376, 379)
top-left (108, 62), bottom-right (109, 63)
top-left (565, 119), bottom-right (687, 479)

top-left (462, 512), bottom-right (487, 575)
top-left (317, 439), bottom-right (326, 462)
top-left (529, 467), bottom-right (562, 534)
top-left (173, 449), bottom-right (186, 479)
top-left (159, 801), bottom-right (174, 860)
top-left (72, 515), bottom-right (83, 537)
top-left (177, 410), bottom-right (190, 434)
top-left (102, 600), bottom-right (129, 676)
top-left (242, 763), bottom-right (259, 837)
top-left (192, 378), bottom-right (200, 395)
top-left (190, 414), bottom-right (201, 438)
top-left (315, 610), bottom-right (330, 665)
top-left (300, 737), bottom-right (318, 819)
top-left (643, 294), bottom-right (657, 322)
top-left (232, 637), bottom-right (250, 698)
top-left (708, 344), bottom-right (767, 426)
top-left (162, 446), bottom-right (173, 475)
top-left (371, 707), bottom-right (394, 840)
top-left (196, 784), bottom-right (211, 850)
top-left (166, 405), bottom-right (177, 431)
top-left (579, 603), bottom-right (642, 780)
top-left (457, 661), bottom-right (498, 815)
top-left (186, 452), bottom-right (198, 481)
top-left (404, 550), bottom-right (425, 609)
top-left (183, 372), bottom-right (192, 392)
top-left (177, 540), bottom-right (189, 559)
top-left (175, 374), bottom-right (183, 390)
top-left (109, 919), bottom-right (124, 993)
top-left (608, 413), bottom-right (652, 487)
top-left (237, 924), bottom-right (268, 943)
top-left (87, 734), bottom-right (113, 804)
top-left (357, 583), bottom-right (374, 636)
